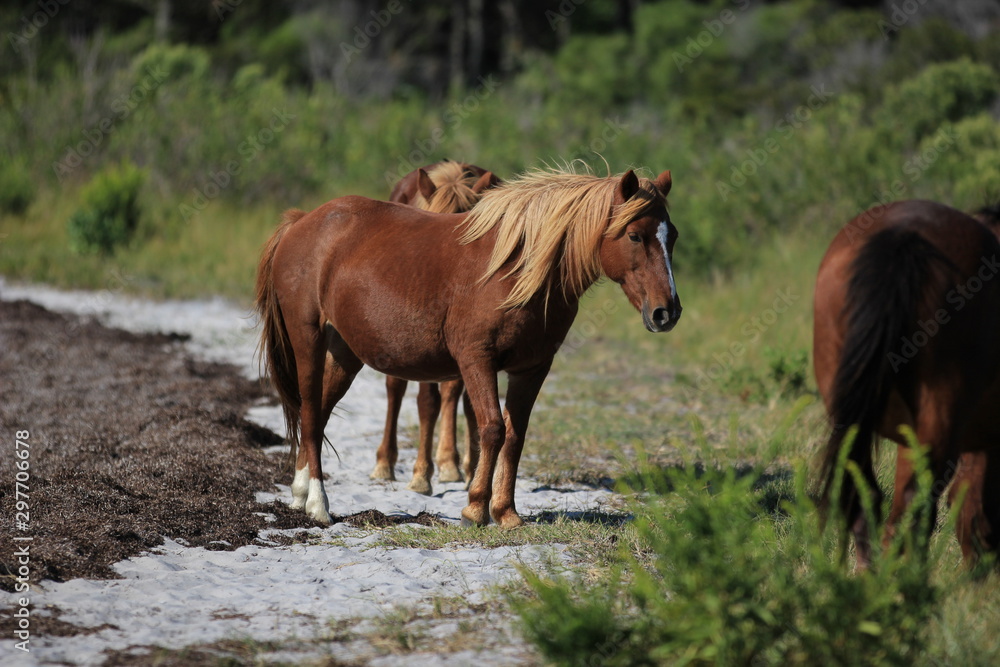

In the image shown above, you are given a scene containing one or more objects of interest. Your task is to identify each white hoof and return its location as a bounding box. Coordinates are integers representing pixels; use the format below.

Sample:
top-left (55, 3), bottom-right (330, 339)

top-left (304, 477), bottom-right (332, 524)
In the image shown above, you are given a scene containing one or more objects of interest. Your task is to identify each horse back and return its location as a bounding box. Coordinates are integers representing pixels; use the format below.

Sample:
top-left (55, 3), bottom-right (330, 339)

top-left (815, 200), bottom-right (1000, 439)
top-left (272, 195), bottom-right (581, 380)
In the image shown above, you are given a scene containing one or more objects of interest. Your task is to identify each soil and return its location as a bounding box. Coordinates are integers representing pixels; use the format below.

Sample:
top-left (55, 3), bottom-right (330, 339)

top-left (0, 298), bottom-right (334, 594)
top-left (0, 299), bottom-right (439, 598)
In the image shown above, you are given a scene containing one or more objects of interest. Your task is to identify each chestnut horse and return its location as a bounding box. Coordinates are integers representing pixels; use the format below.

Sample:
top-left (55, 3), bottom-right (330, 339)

top-left (815, 199), bottom-right (1000, 567)
top-left (377, 160), bottom-right (498, 494)
top-left (255, 167), bottom-right (680, 526)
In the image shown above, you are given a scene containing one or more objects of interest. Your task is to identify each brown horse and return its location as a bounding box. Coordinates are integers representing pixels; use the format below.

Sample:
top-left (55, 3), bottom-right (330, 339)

top-left (255, 166), bottom-right (679, 526)
top-left (815, 199), bottom-right (1000, 567)
top-left (376, 160), bottom-right (499, 495)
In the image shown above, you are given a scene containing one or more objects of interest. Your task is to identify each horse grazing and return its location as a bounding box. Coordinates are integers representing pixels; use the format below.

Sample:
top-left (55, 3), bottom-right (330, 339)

top-left (255, 166), bottom-right (680, 527)
top-left (376, 160), bottom-right (499, 495)
top-left (815, 199), bottom-right (1000, 567)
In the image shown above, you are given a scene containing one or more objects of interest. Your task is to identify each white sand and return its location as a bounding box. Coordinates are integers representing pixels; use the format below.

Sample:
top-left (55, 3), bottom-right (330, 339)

top-left (0, 278), bottom-right (616, 665)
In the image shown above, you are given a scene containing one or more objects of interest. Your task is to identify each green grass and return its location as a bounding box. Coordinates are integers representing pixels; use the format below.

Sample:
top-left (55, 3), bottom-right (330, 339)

top-left (511, 448), bottom-right (1000, 666)
top-left (342, 513), bottom-right (635, 576)
top-left (0, 191), bottom-right (299, 300)
top-left (520, 229), bottom-right (829, 486)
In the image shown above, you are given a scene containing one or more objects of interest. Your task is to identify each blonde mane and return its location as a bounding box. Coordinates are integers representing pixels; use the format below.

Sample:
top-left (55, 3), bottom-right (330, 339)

top-left (459, 167), bottom-right (665, 309)
top-left (413, 161), bottom-right (486, 213)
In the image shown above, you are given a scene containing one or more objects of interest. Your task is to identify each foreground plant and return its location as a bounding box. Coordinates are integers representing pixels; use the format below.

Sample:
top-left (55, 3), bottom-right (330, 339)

top-left (514, 443), bottom-right (942, 666)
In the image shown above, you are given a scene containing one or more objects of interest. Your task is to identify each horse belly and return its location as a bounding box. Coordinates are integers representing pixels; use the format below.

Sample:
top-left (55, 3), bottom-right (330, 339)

top-left (327, 299), bottom-right (459, 381)
top-left (360, 336), bottom-right (460, 382)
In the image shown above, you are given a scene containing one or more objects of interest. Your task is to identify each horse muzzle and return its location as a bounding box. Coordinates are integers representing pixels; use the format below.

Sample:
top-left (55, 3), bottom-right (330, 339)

top-left (643, 302), bottom-right (682, 333)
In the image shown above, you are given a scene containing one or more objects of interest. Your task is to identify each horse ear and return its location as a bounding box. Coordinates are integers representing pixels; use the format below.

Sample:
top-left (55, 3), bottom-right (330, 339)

top-left (472, 171), bottom-right (500, 194)
top-left (417, 169), bottom-right (436, 201)
top-left (617, 169), bottom-right (640, 202)
top-left (654, 170), bottom-right (672, 196)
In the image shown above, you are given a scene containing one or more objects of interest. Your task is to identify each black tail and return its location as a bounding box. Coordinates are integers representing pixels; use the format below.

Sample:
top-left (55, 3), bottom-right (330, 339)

top-left (819, 227), bottom-right (953, 525)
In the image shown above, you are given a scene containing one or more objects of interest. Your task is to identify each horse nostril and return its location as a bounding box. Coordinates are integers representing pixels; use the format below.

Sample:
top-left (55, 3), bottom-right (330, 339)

top-left (652, 307), bottom-right (669, 325)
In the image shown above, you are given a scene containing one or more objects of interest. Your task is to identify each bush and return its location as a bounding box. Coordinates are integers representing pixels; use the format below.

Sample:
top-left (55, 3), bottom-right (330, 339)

top-left (0, 158), bottom-right (35, 215)
top-left (514, 449), bottom-right (939, 666)
top-left (67, 161), bottom-right (146, 254)
top-left (878, 58), bottom-right (1000, 145)
top-left (921, 114), bottom-right (1000, 210)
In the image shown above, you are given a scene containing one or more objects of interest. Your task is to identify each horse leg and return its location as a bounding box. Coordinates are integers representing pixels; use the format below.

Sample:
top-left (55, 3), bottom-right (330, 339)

top-left (884, 431), bottom-right (956, 558)
top-left (371, 376), bottom-right (406, 481)
top-left (458, 362), bottom-right (503, 527)
top-left (846, 453), bottom-right (882, 571)
top-left (435, 379), bottom-right (465, 482)
top-left (407, 382), bottom-right (441, 495)
top-left (951, 448), bottom-right (1000, 563)
top-left (882, 446), bottom-right (916, 558)
top-left (490, 366), bottom-right (550, 529)
top-left (462, 390), bottom-right (480, 489)
top-left (975, 452), bottom-right (1000, 557)
top-left (288, 325), bottom-right (333, 523)
top-left (952, 452), bottom-right (988, 562)
top-left (292, 323), bottom-right (362, 523)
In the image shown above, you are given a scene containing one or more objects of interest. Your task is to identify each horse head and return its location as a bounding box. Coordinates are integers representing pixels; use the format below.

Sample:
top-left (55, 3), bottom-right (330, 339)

top-left (599, 170), bottom-right (681, 333)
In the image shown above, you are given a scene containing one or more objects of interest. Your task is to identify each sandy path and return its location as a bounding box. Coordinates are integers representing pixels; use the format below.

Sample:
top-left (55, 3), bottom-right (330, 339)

top-left (0, 278), bottom-right (614, 666)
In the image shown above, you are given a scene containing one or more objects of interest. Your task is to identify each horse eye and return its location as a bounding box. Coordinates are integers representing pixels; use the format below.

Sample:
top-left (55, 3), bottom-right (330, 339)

top-left (628, 232), bottom-right (641, 243)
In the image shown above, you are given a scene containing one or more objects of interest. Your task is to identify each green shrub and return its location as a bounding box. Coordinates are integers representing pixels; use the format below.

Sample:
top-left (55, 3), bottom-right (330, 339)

top-left (920, 114), bottom-right (1000, 210)
top-left (548, 34), bottom-right (638, 109)
top-left (878, 58), bottom-right (1000, 145)
top-left (881, 18), bottom-right (978, 88)
top-left (0, 158), bottom-right (35, 215)
top-left (67, 161), bottom-right (146, 254)
top-left (130, 42), bottom-right (210, 84)
top-left (765, 346), bottom-right (810, 397)
top-left (515, 446), bottom-right (939, 666)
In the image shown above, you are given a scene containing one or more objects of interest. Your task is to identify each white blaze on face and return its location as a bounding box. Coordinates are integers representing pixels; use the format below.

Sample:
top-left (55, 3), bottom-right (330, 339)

top-left (656, 220), bottom-right (678, 303)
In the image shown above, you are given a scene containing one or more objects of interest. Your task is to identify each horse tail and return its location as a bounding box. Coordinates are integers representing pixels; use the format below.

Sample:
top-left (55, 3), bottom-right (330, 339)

top-left (818, 226), bottom-right (953, 524)
top-left (254, 208), bottom-right (307, 465)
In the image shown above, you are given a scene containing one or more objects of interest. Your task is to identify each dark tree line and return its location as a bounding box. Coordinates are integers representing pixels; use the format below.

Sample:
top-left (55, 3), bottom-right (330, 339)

top-left (5, 0), bottom-right (998, 98)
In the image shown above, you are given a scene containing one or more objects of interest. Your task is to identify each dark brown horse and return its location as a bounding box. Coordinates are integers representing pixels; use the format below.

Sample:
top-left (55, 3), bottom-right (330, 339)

top-left (255, 166), bottom-right (679, 526)
top-left (815, 199), bottom-right (1000, 567)
top-left (377, 160), bottom-right (498, 495)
